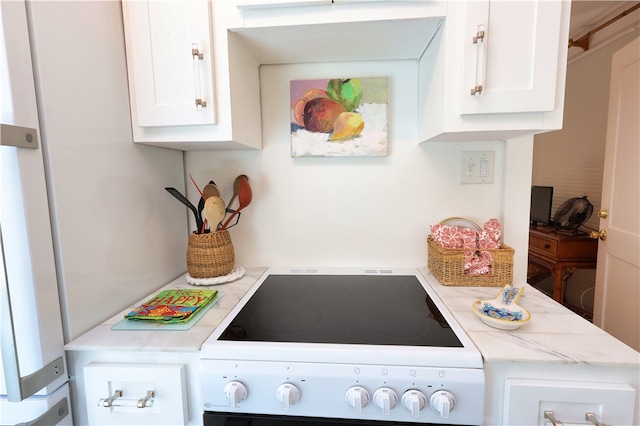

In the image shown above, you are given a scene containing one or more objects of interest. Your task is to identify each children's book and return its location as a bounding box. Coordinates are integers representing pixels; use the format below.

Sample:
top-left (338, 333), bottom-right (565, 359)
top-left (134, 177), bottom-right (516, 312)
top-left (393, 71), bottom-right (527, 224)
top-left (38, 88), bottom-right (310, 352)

top-left (125, 289), bottom-right (218, 324)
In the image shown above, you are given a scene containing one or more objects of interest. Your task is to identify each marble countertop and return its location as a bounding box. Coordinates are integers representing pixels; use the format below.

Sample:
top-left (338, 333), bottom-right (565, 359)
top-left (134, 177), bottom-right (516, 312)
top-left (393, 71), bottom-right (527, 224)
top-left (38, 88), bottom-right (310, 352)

top-left (65, 267), bottom-right (267, 353)
top-left (66, 266), bottom-right (639, 370)
top-left (419, 268), bottom-right (640, 368)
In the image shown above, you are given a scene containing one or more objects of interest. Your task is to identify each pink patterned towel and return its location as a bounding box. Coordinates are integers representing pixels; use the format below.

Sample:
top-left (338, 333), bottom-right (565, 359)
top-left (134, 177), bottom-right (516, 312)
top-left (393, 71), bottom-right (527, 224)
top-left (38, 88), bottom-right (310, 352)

top-left (430, 219), bottom-right (502, 275)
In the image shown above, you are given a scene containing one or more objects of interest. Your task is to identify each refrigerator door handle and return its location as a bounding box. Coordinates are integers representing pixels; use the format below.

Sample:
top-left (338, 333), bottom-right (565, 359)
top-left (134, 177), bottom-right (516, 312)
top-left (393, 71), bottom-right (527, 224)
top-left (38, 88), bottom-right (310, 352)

top-left (15, 397), bottom-right (69, 426)
top-left (1, 227), bottom-right (66, 402)
top-left (0, 124), bottom-right (39, 149)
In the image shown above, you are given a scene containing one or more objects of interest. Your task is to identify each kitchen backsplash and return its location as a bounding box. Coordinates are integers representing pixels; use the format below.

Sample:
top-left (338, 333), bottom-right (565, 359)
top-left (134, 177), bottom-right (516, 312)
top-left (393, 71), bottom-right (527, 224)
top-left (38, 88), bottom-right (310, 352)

top-left (185, 60), bottom-right (512, 269)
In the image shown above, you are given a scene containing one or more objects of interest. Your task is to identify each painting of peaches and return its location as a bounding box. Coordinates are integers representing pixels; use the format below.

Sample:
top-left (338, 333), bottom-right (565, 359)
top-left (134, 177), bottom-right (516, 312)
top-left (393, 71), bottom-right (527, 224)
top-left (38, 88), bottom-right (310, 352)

top-left (290, 77), bottom-right (388, 157)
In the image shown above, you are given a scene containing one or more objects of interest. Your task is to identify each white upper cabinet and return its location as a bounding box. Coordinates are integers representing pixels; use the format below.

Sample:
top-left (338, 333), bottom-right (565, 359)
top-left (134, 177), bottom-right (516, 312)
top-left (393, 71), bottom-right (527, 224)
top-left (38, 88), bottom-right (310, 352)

top-left (419, 0), bottom-right (571, 142)
top-left (120, 0), bottom-right (570, 149)
top-left (121, 0), bottom-right (261, 150)
top-left (123, 1), bottom-right (216, 127)
top-left (460, 1), bottom-right (562, 115)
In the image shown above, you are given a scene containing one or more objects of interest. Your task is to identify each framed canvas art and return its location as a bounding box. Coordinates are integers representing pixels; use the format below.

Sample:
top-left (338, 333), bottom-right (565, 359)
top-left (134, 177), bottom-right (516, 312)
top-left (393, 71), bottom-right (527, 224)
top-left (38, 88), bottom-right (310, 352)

top-left (290, 77), bottom-right (388, 157)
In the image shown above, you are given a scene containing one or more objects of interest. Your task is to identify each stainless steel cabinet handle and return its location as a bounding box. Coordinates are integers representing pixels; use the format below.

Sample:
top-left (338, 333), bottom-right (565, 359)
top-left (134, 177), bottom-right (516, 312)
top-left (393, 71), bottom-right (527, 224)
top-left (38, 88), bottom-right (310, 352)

top-left (470, 25), bottom-right (487, 96)
top-left (586, 412), bottom-right (608, 426)
top-left (192, 43), bottom-right (207, 110)
top-left (103, 389), bottom-right (123, 407)
top-left (544, 410), bottom-right (564, 426)
top-left (138, 390), bottom-right (155, 408)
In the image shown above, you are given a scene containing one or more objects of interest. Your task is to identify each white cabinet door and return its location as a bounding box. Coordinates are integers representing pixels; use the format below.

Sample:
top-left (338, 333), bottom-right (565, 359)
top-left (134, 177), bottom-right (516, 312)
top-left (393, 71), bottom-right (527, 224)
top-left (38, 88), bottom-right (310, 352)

top-left (122, 0), bottom-right (216, 127)
top-left (84, 363), bottom-right (188, 425)
top-left (460, 1), bottom-right (562, 115)
top-left (418, 0), bottom-right (570, 142)
top-left (120, 0), bottom-right (262, 150)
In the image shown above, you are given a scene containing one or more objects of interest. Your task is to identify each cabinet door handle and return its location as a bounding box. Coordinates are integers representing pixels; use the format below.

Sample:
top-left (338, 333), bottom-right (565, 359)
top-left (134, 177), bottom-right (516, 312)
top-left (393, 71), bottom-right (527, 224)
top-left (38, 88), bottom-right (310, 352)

top-left (192, 43), bottom-right (207, 110)
top-left (585, 412), bottom-right (608, 426)
top-left (470, 25), bottom-right (487, 96)
top-left (544, 410), bottom-right (564, 426)
top-left (103, 390), bottom-right (123, 407)
top-left (137, 390), bottom-right (155, 408)
top-left (544, 243), bottom-right (551, 249)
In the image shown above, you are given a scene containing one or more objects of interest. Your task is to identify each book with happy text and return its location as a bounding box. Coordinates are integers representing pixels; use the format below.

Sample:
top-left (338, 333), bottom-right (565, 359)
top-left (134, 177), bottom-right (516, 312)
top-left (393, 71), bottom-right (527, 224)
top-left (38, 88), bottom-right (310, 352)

top-left (124, 289), bottom-right (218, 324)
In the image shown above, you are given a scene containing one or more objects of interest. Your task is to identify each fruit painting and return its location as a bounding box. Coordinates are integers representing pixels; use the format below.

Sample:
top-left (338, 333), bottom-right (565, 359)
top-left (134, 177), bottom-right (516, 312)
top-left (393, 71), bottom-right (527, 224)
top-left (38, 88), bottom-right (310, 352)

top-left (290, 77), bottom-right (388, 157)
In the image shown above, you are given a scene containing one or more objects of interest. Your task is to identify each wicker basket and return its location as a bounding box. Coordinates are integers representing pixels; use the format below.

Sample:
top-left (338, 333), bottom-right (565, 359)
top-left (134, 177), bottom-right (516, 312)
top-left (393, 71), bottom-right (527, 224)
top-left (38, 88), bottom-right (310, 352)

top-left (187, 230), bottom-right (235, 278)
top-left (427, 236), bottom-right (514, 287)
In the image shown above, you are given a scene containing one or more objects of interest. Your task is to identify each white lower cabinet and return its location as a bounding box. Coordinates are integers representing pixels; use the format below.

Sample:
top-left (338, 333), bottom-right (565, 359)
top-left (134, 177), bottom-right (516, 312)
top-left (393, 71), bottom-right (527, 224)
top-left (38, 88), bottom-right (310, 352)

top-left (83, 362), bottom-right (188, 425)
top-left (66, 349), bottom-right (204, 426)
top-left (504, 379), bottom-right (637, 426)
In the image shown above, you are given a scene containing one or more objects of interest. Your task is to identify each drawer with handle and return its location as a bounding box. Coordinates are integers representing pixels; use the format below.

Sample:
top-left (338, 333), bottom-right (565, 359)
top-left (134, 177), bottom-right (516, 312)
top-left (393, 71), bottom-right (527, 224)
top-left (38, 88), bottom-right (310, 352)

top-left (529, 235), bottom-right (558, 256)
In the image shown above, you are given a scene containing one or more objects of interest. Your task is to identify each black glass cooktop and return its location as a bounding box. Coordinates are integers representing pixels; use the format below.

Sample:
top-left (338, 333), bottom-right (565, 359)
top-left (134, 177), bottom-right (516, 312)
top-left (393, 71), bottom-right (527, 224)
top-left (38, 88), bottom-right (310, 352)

top-left (219, 275), bottom-right (463, 347)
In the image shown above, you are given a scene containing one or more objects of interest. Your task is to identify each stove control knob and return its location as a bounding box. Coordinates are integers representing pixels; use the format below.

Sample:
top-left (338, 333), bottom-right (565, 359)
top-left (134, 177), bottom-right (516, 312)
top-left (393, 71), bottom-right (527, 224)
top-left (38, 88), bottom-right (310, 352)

top-left (401, 389), bottom-right (426, 417)
top-left (373, 387), bottom-right (398, 415)
top-left (224, 381), bottom-right (247, 408)
top-left (276, 383), bottom-right (300, 410)
top-left (346, 386), bottom-right (370, 413)
top-left (429, 390), bottom-right (456, 419)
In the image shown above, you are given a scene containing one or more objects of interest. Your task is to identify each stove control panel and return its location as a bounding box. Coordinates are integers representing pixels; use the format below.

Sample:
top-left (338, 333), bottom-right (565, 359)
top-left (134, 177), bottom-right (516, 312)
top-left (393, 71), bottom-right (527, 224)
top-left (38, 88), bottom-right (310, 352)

top-left (201, 360), bottom-right (484, 425)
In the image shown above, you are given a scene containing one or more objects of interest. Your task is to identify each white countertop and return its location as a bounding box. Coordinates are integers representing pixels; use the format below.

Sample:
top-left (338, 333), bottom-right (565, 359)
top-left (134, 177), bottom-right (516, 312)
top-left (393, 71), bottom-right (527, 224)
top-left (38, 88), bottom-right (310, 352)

top-left (65, 267), bottom-right (267, 352)
top-left (419, 268), bottom-right (640, 368)
top-left (66, 266), bottom-right (639, 369)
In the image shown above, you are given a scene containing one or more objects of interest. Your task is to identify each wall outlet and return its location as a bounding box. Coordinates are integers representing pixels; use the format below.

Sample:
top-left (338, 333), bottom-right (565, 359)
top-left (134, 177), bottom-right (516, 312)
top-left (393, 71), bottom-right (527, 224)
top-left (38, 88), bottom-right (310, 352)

top-left (461, 151), bottom-right (494, 184)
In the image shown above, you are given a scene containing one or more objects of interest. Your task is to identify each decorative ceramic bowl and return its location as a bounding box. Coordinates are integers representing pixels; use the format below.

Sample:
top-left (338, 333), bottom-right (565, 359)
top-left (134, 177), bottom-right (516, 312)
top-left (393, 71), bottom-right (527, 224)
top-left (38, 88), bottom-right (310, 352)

top-left (472, 285), bottom-right (531, 330)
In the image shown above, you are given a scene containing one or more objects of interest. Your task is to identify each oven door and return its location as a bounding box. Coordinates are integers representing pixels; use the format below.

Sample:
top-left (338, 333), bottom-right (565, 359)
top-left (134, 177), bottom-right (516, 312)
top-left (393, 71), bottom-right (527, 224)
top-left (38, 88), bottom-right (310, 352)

top-left (203, 412), bottom-right (451, 425)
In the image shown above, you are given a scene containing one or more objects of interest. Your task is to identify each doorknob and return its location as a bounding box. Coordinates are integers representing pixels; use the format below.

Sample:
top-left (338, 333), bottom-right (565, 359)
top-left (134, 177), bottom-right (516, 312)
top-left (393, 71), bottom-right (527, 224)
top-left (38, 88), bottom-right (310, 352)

top-left (598, 209), bottom-right (608, 219)
top-left (590, 230), bottom-right (607, 241)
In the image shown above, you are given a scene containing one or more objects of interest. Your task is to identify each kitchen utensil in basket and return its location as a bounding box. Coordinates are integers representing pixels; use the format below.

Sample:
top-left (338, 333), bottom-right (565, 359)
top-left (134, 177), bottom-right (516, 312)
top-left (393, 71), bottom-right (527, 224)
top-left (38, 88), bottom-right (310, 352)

top-left (186, 230), bottom-right (235, 278)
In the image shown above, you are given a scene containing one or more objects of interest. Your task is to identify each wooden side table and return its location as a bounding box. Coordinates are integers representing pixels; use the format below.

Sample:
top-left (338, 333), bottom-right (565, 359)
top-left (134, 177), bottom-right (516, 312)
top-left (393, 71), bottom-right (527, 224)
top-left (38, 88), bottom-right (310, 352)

top-left (528, 225), bottom-right (598, 305)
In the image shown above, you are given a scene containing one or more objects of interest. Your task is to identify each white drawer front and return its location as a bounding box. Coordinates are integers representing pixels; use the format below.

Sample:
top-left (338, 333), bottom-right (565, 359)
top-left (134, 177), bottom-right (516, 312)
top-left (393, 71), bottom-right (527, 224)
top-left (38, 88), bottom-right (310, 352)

top-left (84, 363), bottom-right (187, 425)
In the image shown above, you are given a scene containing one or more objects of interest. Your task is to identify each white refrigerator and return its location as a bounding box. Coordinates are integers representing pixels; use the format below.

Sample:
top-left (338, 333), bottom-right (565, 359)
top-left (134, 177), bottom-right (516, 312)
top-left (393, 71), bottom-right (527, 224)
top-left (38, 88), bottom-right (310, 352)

top-left (1, 1), bottom-right (187, 424)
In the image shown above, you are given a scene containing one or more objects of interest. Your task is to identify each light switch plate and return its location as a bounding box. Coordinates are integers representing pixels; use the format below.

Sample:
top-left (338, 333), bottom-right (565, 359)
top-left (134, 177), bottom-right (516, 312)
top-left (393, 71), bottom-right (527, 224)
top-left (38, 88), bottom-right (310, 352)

top-left (461, 151), bottom-right (494, 184)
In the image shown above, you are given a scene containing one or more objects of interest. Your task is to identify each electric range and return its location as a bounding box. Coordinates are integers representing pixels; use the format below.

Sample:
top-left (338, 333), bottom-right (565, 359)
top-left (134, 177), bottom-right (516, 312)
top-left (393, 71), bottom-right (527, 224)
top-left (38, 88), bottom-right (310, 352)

top-left (200, 268), bottom-right (484, 425)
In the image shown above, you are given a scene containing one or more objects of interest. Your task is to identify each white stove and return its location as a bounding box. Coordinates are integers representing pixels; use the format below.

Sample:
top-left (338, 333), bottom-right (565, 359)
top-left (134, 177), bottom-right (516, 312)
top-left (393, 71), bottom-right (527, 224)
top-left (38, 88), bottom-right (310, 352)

top-left (200, 268), bottom-right (485, 425)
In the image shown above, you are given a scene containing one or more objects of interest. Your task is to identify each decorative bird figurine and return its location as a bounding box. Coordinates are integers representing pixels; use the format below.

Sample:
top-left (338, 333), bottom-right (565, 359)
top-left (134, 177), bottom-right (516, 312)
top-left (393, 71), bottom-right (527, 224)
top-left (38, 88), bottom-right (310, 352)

top-left (203, 195), bottom-right (226, 232)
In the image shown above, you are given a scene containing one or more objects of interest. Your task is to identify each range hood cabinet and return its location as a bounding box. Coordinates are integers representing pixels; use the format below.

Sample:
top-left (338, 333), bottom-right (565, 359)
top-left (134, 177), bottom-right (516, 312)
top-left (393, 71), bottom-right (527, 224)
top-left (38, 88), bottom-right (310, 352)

top-left (229, 0), bottom-right (447, 64)
top-left (228, 18), bottom-right (445, 65)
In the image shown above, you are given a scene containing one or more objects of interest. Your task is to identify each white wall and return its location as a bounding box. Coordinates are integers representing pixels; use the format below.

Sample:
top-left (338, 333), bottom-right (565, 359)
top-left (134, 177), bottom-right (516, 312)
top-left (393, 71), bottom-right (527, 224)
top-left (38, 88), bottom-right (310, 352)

top-left (186, 60), bottom-right (531, 279)
top-left (27, 1), bottom-right (188, 340)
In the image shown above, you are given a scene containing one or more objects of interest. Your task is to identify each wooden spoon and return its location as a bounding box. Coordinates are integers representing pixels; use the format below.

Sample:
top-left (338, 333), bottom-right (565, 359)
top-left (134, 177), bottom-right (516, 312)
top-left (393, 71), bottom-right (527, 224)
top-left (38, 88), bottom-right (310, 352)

top-left (221, 177), bottom-right (252, 230)
top-left (227, 174), bottom-right (248, 211)
top-left (203, 183), bottom-right (220, 199)
top-left (203, 195), bottom-right (226, 231)
top-left (197, 180), bottom-right (217, 233)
